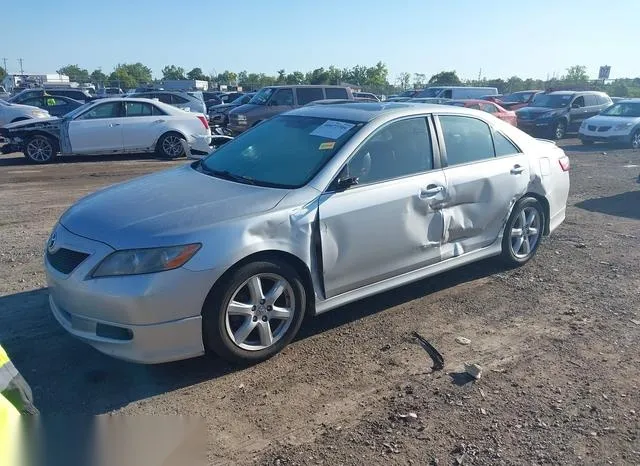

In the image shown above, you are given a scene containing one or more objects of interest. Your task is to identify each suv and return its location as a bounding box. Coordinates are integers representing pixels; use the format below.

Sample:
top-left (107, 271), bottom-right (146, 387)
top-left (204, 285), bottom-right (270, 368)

top-left (228, 85), bottom-right (353, 133)
top-left (516, 91), bottom-right (612, 139)
top-left (130, 90), bottom-right (206, 114)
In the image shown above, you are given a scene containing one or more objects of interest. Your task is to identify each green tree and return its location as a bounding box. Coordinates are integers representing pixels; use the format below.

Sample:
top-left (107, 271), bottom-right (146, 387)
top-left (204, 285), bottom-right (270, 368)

top-left (285, 71), bottom-right (305, 85)
top-left (564, 65), bottom-right (588, 83)
top-left (0, 65), bottom-right (6, 81)
top-left (90, 68), bottom-right (108, 85)
top-left (365, 62), bottom-right (388, 88)
top-left (506, 76), bottom-right (524, 93)
top-left (429, 71), bottom-right (461, 86)
top-left (216, 70), bottom-right (238, 85)
top-left (397, 72), bottom-right (411, 90)
top-left (413, 73), bottom-right (427, 88)
top-left (162, 65), bottom-right (186, 80)
top-left (57, 64), bottom-right (90, 83)
top-left (307, 67), bottom-right (330, 84)
top-left (327, 66), bottom-right (342, 85)
top-left (186, 67), bottom-right (207, 81)
top-left (276, 69), bottom-right (286, 84)
top-left (108, 63), bottom-right (152, 88)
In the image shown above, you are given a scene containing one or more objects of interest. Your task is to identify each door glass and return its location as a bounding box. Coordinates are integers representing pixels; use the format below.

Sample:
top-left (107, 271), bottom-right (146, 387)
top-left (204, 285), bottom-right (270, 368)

top-left (296, 87), bottom-right (324, 105)
top-left (156, 93), bottom-right (173, 104)
top-left (344, 117), bottom-right (433, 185)
top-left (125, 102), bottom-right (153, 117)
top-left (23, 97), bottom-right (44, 107)
top-left (270, 89), bottom-right (294, 106)
top-left (442, 89), bottom-right (453, 98)
top-left (584, 95), bottom-right (598, 106)
top-left (571, 96), bottom-right (585, 108)
top-left (77, 102), bottom-right (121, 120)
top-left (481, 103), bottom-right (498, 114)
top-left (325, 88), bottom-right (348, 99)
top-left (439, 115), bottom-right (495, 165)
top-left (493, 131), bottom-right (521, 157)
top-left (171, 94), bottom-right (189, 104)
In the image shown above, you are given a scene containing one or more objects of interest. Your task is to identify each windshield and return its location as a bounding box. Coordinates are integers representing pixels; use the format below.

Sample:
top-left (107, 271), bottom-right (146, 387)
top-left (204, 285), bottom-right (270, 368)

top-left (232, 94), bottom-right (251, 105)
top-left (600, 102), bottom-right (640, 117)
top-left (502, 92), bottom-right (532, 103)
top-left (530, 94), bottom-right (572, 109)
top-left (399, 90), bottom-right (417, 97)
top-left (200, 115), bottom-right (363, 188)
top-left (249, 88), bottom-right (275, 105)
top-left (62, 101), bottom-right (92, 119)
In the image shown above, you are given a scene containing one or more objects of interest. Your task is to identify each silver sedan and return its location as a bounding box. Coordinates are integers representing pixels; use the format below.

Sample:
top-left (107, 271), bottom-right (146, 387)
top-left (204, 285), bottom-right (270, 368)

top-left (45, 103), bottom-right (570, 364)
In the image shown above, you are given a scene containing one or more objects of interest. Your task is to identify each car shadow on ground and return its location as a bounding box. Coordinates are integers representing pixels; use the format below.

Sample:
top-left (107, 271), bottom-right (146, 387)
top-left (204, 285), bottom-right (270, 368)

top-left (576, 190), bottom-right (640, 220)
top-left (0, 258), bottom-right (506, 415)
top-left (0, 153), bottom-right (183, 167)
top-left (560, 141), bottom-right (632, 153)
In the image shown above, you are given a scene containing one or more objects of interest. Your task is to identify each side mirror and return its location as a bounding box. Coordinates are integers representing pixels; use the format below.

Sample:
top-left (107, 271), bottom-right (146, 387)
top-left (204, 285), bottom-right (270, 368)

top-left (334, 176), bottom-right (359, 191)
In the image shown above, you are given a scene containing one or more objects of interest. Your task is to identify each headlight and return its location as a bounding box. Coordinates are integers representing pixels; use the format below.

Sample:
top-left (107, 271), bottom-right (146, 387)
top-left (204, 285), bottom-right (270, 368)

top-left (235, 114), bottom-right (247, 122)
top-left (92, 243), bottom-right (201, 278)
top-left (613, 122), bottom-right (633, 130)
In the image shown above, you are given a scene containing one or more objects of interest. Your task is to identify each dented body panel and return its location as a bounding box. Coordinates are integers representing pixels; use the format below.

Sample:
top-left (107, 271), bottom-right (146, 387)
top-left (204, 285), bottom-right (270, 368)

top-left (44, 102), bottom-right (569, 363)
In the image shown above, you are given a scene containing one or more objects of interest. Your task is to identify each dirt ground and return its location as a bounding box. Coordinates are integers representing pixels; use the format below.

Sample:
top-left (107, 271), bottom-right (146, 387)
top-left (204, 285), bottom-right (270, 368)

top-left (0, 140), bottom-right (639, 465)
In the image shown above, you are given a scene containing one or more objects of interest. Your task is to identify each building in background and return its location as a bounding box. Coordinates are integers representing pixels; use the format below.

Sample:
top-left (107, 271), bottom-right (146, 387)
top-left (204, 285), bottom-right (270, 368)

top-left (1, 74), bottom-right (70, 92)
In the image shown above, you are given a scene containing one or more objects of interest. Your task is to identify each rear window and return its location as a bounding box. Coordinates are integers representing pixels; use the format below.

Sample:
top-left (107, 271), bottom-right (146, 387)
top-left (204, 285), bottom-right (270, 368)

top-left (325, 88), bottom-right (348, 99)
top-left (296, 87), bottom-right (324, 105)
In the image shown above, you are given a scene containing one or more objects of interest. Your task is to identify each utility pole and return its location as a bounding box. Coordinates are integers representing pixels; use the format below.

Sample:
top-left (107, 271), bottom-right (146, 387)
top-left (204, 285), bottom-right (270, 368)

top-left (18, 58), bottom-right (24, 75)
top-left (478, 68), bottom-right (482, 82)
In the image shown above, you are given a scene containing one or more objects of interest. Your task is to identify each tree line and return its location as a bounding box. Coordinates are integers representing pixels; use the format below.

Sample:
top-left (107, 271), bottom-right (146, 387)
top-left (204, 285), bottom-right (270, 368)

top-left (2, 63), bottom-right (639, 97)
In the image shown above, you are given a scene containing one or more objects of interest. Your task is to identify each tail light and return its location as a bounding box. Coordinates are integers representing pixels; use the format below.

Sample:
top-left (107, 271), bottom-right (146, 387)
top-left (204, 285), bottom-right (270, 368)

top-left (197, 115), bottom-right (209, 130)
top-left (559, 155), bottom-right (570, 172)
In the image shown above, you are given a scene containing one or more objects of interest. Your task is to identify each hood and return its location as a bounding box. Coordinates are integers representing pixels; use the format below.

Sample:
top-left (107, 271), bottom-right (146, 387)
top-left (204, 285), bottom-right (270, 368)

top-left (516, 107), bottom-right (564, 117)
top-left (2, 116), bottom-right (60, 130)
top-left (583, 114), bottom-right (640, 125)
top-left (60, 164), bottom-right (289, 249)
top-left (210, 103), bottom-right (237, 112)
top-left (228, 103), bottom-right (261, 116)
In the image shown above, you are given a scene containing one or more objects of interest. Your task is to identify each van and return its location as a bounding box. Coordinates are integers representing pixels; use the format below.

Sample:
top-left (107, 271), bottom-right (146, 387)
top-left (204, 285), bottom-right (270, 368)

top-left (228, 85), bottom-right (354, 133)
top-left (415, 86), bottom-right (499, 100)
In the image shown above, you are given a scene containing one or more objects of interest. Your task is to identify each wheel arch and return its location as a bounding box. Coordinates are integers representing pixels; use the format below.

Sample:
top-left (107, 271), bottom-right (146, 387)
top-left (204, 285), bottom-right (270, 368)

top-left (520, 192), bottom-right (550, 235)
top-left (201, 249), bottom-right (316, 317)
top-left (153, 129), bottom-right (188, 150)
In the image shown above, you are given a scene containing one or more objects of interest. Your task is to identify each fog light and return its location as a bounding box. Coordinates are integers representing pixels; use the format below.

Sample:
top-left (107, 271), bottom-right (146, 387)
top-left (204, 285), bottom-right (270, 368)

top-left (96, 323), bottom-right (133, 341)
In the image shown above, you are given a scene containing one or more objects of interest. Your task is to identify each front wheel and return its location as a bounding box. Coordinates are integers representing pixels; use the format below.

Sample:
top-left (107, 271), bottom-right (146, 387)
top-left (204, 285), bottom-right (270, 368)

top-left (553, 120), bottom-right (567, 140)
top-left (24, 135), bottom-right (58, 164)
top-left (156, 132), bottom-right (185, 159)
top-left (631, 130), bottom-right (640, 149)
top-left (202, 260), bottom-right (307, 364)
top-left (501, 197), bottom-right (545, 267)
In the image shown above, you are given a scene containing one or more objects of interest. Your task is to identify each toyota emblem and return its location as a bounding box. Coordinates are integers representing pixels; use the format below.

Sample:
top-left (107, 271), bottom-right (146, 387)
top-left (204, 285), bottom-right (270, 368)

top-left (48, 231), bottom-right (57, 252)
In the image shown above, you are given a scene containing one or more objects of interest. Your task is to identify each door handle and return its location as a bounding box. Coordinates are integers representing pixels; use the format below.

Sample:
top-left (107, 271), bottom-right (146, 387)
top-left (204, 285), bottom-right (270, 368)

top-left (109, 123), bottom-right (120, 127)
top-left (510, 164), bottom-right (525, 175)
top-left (419, 184), bottom-right (444, 198)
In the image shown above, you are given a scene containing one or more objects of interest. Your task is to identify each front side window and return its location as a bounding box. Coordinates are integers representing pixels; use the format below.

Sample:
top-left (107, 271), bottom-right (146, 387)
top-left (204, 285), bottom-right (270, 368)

top-left (200, 115), bottom-right (363, 188)
top-left (270, 89), bottom-right (294, 106)
top-left (76, 102), bottom-right (121, 120)
top-left (571, 96), bottom-right (585, 108)
top-left (439, 115), bottom-right (495, 166)
top-left (296, 87), bottom-right (324, 105)
top-left (343, 117), bottom-right (434, 185)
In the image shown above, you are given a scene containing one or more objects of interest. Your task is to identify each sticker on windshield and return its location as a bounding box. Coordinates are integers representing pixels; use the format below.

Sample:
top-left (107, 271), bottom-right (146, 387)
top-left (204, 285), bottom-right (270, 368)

top-left (318, 141), bottom-right (336, 150)
top-left (310, 120), bottom-right (355, 139)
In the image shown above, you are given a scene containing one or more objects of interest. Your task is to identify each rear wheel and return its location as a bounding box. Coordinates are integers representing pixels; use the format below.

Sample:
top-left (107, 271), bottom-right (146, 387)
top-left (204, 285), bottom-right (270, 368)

top-left (202, 260), bottom-right (307, 364)
top-left (156, 132), bottom-right (185, 159)
top-left (501, 197), bottom-right (544, 267)
top-left (631, 130), bottom-right (640, 149)
top-left (24, 135), bottom-right (58, 164)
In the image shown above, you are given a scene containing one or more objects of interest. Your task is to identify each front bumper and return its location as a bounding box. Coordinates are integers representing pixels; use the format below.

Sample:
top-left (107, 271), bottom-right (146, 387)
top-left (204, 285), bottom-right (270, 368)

top-left (578, 129), bottom-right (631, 144)
top-left (517, 119), bottom-right (554, 134)
top-left (44, 224), bottom-right (215, 363)
top-left (227, 121), bottom-right (249, 134)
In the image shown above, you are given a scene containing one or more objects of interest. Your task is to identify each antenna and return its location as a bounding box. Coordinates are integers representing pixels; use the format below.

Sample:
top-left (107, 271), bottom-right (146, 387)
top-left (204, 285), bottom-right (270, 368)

top-left (18, 58), bottom-right (24, 75)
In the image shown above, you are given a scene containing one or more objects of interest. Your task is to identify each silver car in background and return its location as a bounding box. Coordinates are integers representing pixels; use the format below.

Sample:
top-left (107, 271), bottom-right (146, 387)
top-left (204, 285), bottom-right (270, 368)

top-left (45, 103), bottom-right (570, 364)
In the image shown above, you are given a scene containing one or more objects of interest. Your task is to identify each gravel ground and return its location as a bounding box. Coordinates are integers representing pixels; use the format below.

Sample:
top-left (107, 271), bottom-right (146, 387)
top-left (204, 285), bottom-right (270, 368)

top-left (0, 141), bottom-right (639, 465)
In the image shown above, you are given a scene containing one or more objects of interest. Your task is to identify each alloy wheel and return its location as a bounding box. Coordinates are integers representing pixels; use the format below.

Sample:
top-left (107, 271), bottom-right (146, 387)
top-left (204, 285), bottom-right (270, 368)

top-left (555, 122), bottom-right (566, 139)
top-left (632, 132), bottom-right (640, 149)
top-left (26, 137), bottom-right (53, 162)
top-left (224, 273), bottom-right (296, 351)
top-left (162, 135), bottom-right (184, 157)
top-left (510, 207), bottom-right (541, 259)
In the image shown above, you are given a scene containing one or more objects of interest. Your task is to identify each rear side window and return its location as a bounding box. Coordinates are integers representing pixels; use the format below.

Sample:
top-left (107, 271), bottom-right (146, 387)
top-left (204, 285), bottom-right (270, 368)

top-left (439, 115), bottom-right (495, 166)
top-left (480, 103), bottom-right (498, 114)
top-left (493, 131), bottom-right (520, 157)
top-left (325, 88), bottom-right (348, 99)
top-left (171, 94), bottom-right (189, 104)
top-left (125, 102), bottom-right (153, 116)
top-left (155, 93), bottom-right (172, 104)
top-left (584, 95), bottom-right (598, 106)
top-left (296, 87), bottom-right (324, 105)
top-left (598, 95), bottom-right (612, 105)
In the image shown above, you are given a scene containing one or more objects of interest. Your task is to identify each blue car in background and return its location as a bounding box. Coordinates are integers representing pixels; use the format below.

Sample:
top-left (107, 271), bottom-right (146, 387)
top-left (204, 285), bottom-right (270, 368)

top-left (16, 95), bottom-right (84, 117)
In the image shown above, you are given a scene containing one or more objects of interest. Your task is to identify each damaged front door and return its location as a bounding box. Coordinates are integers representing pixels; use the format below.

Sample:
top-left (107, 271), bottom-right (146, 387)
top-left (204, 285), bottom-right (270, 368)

top-left (436, 115), bottom-right (530, 258)
top-left (319, 117), bottom-right (446, 298)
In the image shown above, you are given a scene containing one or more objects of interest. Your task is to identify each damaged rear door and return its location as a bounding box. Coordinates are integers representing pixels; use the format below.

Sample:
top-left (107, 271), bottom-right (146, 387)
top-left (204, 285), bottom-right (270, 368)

top-left (434, 114), bottom-right (530, 258)
top-left (318, 116), bottom-right (446, 298)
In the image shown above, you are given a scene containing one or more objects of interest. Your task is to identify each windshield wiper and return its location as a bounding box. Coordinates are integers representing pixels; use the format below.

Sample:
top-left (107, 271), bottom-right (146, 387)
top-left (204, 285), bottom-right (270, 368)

top-left (198, 163), bottom-right (256, 185)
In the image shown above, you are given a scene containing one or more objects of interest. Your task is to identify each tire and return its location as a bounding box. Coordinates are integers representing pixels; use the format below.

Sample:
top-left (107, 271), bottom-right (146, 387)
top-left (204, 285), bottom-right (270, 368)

top-left (501, 197), bottom-right (545, 267)
top-left (553, 120), bottom-right (567, 140)
top-left (631, 130), bottom-right (640, 149)
top-left (156, 132), bottom-right (185, 159)
top-left (203, 259), bottom-right (307, 364)
top-left (24, 134), bottom-right (58, 164)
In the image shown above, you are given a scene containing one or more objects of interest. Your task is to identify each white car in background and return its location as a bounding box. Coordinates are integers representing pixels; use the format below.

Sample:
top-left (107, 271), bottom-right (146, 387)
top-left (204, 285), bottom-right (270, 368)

top-left (578, 99), bottom-right (640, 148)
top-left (0, 98), bottom-right (212, 163)
top-left (0, 100), bottom-right (50, 127)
